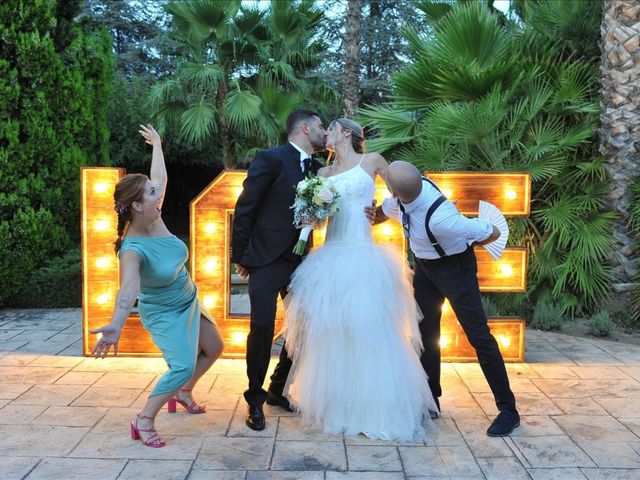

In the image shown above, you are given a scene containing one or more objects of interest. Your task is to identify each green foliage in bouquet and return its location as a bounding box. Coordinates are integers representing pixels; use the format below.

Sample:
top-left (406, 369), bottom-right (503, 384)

top-left (360, 1), bottom-right (610, 316)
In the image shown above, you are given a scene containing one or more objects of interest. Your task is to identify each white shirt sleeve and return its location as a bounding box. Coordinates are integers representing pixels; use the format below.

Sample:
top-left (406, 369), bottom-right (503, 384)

top-left (381, 197), bottom-right (400, 221)
top-left (430, 203), bottom-right (493, 244)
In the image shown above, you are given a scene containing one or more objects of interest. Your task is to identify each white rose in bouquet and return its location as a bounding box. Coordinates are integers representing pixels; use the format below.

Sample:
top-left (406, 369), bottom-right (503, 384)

top-left (290, 174), bottom-right (340, 255)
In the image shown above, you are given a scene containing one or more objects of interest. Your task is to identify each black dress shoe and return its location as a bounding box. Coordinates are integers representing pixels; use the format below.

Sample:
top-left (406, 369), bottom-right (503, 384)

top-left (266, 390), bottom-right (293, 412)
top-left (428, 409), bottom-right (441, 420)
top-left (246, 405), bottom-right (266, 431)
top-left (487, 409), bottom-right (520, 437)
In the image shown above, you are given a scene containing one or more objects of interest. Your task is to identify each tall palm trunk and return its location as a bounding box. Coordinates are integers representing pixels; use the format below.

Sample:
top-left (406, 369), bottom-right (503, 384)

top-left (343, 0), bottom-right (362, 118)
top-left (599, 0), bottom-right (640, 290)
top-left (218, 78), bottom-right (236, 168)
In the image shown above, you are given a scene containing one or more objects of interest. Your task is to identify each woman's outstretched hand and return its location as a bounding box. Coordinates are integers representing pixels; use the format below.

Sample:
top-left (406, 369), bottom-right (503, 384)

top-left (90, 323), bottom-right (122, 358)
top-left (139, 124), bottom-right (161, 147)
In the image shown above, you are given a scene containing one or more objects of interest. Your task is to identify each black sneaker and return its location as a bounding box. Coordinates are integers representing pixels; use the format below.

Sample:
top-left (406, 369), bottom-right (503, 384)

top-left (487, 410), bottom-right (520, 437)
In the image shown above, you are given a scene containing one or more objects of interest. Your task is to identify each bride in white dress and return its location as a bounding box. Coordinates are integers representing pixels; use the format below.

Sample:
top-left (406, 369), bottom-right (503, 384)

top-left (283, 118), bottom-right (439, 442)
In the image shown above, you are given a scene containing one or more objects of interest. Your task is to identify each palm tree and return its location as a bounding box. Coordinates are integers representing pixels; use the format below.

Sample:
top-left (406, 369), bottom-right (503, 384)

top-left (599, 0), bottom-right (640, 291)
top-left (361, 1), bottom-right (613, 315)
top-left (148, 0), bottom-right (336, 168)
top-left (343, 0), bottom-right (362, 117)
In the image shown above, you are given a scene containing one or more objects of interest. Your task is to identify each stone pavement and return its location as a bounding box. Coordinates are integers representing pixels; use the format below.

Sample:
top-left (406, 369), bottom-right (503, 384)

top-left (2, 309), bottom-right (640, 479)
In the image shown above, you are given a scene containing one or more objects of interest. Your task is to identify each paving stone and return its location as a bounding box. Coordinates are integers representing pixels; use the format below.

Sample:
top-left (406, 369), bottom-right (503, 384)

top-left (271, 440), bottom-right (347, 471)
top-left (477, 456), bottom-right (529, 479)
top-left (25, 458), bottom-right (125, 480)
top-left (195, 436), bottom-right (273, 470)
top-left (345, 445), bottom-right (402, 471)
top-left (512, 436), bottom-right (596, 468)
top-left (3, 456), bottom-right (40, 480)
top-left (117, 459), bottom-right (192, 480)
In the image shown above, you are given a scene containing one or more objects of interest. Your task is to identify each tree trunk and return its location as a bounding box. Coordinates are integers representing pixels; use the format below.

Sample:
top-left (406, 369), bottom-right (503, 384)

top-left (218, 78), bottom-right (236, 168)
top-left (342, 0), bottom-right (362, 118)
top-left (599, 0), bottom-right (640, 290)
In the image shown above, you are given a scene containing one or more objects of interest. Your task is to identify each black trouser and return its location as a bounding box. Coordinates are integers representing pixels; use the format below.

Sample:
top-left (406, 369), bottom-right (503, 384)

top-left (414, 247), bottom-right (516, 413)
top-left (244, 256), bottom-right (299, 408)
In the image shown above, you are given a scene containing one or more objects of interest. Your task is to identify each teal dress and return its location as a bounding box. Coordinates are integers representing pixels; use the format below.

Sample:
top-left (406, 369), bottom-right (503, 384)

top-left (120, 235), bottom-right (212, 397)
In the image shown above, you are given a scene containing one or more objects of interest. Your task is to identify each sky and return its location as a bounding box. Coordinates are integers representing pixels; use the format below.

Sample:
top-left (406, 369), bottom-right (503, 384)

top-left (243, 0), bottom-right (512, 13)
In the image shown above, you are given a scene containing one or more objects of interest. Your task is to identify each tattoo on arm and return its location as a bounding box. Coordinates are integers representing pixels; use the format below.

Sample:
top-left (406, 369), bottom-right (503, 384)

top-left (116, 291), bottom-right (135, 311)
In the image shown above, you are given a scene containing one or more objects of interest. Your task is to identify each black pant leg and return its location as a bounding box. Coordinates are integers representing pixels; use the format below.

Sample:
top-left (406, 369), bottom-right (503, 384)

top-left (413, 259), bottom-right (445, 408)
top-left (244, 258), bottom-right (297, 407)
top-left (436, 249), bottom-right (516, 412)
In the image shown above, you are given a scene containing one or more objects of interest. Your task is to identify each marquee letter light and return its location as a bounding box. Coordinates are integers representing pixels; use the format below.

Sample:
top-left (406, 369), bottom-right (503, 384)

top-left (82, 169), bottom-right (531, 362)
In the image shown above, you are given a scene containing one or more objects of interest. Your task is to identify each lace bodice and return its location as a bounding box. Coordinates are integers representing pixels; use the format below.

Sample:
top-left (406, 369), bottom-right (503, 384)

top-left (324, 163), bottom-right (375, 245)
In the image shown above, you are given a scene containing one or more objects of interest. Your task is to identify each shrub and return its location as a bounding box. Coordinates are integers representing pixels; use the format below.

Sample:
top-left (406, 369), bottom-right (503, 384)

top-left (10, 249), bottom-right (81, 308)
top-left (589, 311), bottom-right (613, 337)
top-left (0, 1), bottom-right (112, 306)
top-left (530, 301), bottom-right (564, 331)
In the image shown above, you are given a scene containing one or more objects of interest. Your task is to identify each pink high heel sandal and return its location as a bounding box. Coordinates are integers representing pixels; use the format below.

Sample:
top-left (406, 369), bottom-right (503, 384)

top-left (130, 413), bottom-right (166, 448)
top-left (167, 388), bottom-right (206, 414)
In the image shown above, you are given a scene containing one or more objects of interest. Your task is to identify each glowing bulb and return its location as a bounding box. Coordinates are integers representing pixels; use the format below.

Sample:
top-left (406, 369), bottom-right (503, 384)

top-left (203, 294), bottom-right (216, 309)
top-left (505, 189), bottom-right (517, 200)
top-left (235, 187), bottom-right (243, 197)
top-left (231, 331), bottom-right (246, 345)
top-left (382, 189), bottom-right (392, 199)
top-left (498, 335), bottom-right (511, 348)
top-left (442, 188), bottom-right (453, 199)
top-left (204, 258), bottom-right (218, 273)
top-left (439, 336), bottom-right (450, 348)
top-left (93, 182), bottom-right (110, 195)
top-left (96, 292), bottom-right (111, 305)
top-left (97, 332), bottom-right (103, 340)
top-left (94, 219), bottom-right (110, 232)
top-left (500, 264), bottom-right (514, 277)
top-left (95, 257), bottom-right (112, 269)
top-left (442, 302), bottom-right (449, 313)
top-left (381, 224), bottom-right (394, 236)
top-left (204, 223), bottom-right (217, 235)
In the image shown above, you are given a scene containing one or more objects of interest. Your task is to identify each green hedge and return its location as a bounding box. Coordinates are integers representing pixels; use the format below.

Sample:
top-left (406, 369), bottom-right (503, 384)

top-left (0, 0), bottom-right (113, 306)
top-left (10, 248), bottom-right (81, 308)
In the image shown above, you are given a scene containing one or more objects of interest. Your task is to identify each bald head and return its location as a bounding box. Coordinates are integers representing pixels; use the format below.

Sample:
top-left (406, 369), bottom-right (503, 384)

top-left (384, 161), bottom-right (423, 203)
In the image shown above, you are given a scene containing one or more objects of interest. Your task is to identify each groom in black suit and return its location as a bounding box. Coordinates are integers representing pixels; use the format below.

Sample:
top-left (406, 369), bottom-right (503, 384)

top-left (231, 109), bottom-right (326, 430)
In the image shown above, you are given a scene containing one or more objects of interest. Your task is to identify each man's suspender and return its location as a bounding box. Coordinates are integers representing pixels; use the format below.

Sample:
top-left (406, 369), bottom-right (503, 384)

top-left (397, 177), bottom-right (448, 258)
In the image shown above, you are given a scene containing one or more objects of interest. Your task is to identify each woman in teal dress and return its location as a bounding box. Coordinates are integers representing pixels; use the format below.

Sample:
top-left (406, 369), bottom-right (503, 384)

top-left (90, 125), bottom-right (224, 448)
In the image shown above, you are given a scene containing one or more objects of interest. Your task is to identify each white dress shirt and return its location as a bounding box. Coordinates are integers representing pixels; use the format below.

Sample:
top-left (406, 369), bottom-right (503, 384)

top-left (381, 179), bottom-right (493, 260)
top-left (289, 142), bottom-right (311, 172)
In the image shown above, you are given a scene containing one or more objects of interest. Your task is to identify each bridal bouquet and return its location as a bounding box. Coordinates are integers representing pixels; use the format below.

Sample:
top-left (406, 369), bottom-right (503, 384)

top-left (291, 175), bottom-right (340, 255)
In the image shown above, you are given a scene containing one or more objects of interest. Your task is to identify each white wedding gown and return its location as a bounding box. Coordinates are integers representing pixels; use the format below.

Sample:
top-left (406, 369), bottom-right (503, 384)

top-left (283, 160), bottom-right (438, 442)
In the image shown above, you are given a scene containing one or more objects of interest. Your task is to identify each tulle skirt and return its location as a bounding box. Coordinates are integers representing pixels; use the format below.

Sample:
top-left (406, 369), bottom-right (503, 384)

top-left (283, 239), bottom-right (439, 442)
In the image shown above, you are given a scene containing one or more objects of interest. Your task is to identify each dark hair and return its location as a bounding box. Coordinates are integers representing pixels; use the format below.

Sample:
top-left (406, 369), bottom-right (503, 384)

top-left (331, 118), bottom-right (365, 154)
top-left (113, 173), bottom-right (147, 254)
top-left (286, 108), bottom-right (321, 135)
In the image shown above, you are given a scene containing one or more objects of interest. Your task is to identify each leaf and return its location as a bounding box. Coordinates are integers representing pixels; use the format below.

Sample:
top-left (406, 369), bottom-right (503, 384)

top-left (180, 102), bottom-right (218, 145)
top-left (224, 87), bottom-right (263, 136)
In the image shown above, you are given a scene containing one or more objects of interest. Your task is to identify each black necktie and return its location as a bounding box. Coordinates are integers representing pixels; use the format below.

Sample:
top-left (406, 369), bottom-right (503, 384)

top-left (302, 156), bottom-right (312, 175)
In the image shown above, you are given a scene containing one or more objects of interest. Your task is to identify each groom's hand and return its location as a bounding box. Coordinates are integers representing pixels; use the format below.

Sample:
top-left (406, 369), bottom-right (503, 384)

top-left (236, 265), bottom-right (249, 279)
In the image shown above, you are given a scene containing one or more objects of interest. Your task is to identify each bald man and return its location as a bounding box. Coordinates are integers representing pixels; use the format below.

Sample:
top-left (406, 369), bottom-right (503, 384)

top-left (370, 161), bottom-right (519, 437)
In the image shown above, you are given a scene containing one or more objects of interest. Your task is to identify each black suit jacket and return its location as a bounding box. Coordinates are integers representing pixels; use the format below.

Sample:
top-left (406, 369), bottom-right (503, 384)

top-left (231, 143), bottom-right (321, 268)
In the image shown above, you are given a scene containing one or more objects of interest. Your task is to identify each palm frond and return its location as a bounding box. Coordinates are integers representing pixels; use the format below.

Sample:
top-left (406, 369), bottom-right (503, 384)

top-left (224, 87), bottom-right (263, 136)
top-left (177, 62), bottom-right (225, 91)
top-left (359, 105), bottom-right (419, 140)
top-left (180, 101), bottom-right (218, 145)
